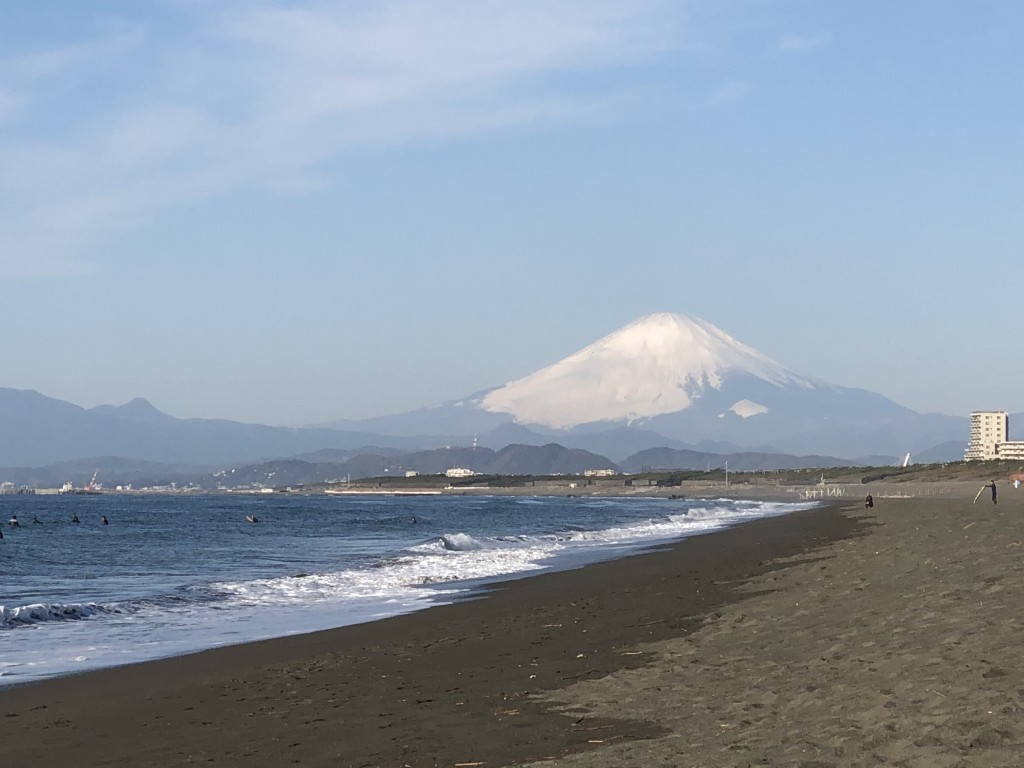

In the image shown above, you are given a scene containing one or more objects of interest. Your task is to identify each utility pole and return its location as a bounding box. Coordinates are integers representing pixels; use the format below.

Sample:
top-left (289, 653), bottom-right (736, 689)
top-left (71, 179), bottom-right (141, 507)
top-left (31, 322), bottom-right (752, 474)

top-left (725, 460), bottom-right (729, 489)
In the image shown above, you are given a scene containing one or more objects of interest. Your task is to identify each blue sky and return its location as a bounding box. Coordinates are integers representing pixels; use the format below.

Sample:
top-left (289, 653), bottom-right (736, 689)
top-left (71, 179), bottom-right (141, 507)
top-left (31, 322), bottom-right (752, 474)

top-left (1, 1), bottom-right (1021, 425)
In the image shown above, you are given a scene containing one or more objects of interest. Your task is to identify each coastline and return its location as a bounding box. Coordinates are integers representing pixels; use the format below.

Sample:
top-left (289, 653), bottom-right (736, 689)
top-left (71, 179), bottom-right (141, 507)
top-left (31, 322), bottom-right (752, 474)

top-left (4, 485), bottom-right (1022, 766)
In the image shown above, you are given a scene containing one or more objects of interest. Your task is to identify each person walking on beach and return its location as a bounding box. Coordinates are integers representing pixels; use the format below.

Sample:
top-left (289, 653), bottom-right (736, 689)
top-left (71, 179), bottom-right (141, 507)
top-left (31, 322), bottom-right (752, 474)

top-left (864, 494), bottom-right (874, 508)
top-left (988, 481), bottom-right (997, 504)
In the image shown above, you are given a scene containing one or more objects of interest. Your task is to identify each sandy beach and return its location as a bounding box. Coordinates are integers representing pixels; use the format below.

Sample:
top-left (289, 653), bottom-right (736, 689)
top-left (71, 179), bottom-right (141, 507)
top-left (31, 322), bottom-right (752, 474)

top-left (3, 484), bottom-right (1022, 767)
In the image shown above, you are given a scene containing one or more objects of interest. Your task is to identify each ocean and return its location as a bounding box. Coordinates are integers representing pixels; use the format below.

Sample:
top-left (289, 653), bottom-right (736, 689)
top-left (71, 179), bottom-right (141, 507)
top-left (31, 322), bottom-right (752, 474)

top-left (0, 493), bottom-right (813, 686)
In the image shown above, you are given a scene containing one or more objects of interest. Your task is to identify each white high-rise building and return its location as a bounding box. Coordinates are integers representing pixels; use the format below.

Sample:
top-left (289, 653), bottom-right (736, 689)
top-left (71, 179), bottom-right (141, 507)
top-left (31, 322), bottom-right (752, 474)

top-left (964, 411), bottom-right (1024, 460)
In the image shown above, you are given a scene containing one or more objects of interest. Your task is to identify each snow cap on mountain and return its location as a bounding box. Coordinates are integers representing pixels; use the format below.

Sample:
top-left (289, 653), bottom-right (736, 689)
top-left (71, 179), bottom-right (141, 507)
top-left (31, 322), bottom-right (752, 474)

top-left (480, 312), bottom-right (814, 429)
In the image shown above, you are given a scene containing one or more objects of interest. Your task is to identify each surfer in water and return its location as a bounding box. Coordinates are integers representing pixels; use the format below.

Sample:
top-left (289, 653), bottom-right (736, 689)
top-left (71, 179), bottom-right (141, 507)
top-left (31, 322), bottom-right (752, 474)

top-left (245, 514), bottom-right (258, 523)
top-left (8, 515), bottom-right (19, 527)
top-left (101, 515), bottom-right (109, 525)
top-left (71, 513), bottom-right (80, 523)
top-left (33, 516), bottom-right (42, 524)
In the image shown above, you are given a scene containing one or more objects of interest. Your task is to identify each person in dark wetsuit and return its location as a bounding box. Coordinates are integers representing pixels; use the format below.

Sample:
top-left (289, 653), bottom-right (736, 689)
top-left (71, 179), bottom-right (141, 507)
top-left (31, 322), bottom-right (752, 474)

top-left (8, 515), bottom-right (19, 527)
top-left (101, 515), bottom-right (109, 525)
top-left (33, 516), bottom-right (42, 524)
top-left (864, 494), bottom-right (874, 508)
top-left (988, 481), bottom-right (997, 504)
top-left (71, 513), bottom-right (80, 523)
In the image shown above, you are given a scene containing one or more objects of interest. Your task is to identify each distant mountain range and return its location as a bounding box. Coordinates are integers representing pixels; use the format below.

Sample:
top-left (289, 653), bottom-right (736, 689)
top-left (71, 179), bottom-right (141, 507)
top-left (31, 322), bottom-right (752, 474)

top-left (0, 389), bottom-right (431, 468)
top-left (0, 313), bottom-right (977, 477)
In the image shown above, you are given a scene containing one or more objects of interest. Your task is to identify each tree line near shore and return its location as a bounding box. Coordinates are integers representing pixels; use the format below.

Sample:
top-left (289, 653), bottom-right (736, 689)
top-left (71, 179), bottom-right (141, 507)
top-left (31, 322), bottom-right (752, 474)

top-left (326, 459), bottom-right (1021, 492)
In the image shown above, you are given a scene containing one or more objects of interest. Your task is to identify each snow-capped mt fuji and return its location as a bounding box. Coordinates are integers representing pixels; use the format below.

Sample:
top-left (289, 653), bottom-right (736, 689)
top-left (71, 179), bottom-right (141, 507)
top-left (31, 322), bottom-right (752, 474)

top-left (334, 312), bottom-right (965, 459)
top-left (480, 313), bottom-right (816, 428)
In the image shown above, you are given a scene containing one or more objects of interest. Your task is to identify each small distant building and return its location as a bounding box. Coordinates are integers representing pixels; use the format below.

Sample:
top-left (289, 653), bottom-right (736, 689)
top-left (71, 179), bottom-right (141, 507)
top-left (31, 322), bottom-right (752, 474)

top-left (995, 442), bottom-right (1024, 460)
top-left (965, 411), bottom-right (1024, 460)
top-left (445, 467), bottom-right (478, 478)
top-left (405, 470), bottom-right (419, 478)
top-left (583, 468), bottom-right (615, 477)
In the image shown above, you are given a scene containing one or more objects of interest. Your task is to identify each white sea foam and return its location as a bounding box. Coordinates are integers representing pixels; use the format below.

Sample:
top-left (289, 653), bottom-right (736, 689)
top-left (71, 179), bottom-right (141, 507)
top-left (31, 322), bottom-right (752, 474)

top-left (0, 497), bottom-right (815, 685)
top-left (0, 499), bottom-right (812, 632)
top-left (210, 499), bottom-right (812, 614)
top-left (440, 532), bottom-right (486, 551)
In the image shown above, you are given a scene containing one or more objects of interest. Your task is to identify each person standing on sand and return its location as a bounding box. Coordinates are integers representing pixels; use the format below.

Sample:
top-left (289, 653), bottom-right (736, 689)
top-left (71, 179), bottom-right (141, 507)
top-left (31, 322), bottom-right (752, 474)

top-left (988, 481), bottom-right (997, 504)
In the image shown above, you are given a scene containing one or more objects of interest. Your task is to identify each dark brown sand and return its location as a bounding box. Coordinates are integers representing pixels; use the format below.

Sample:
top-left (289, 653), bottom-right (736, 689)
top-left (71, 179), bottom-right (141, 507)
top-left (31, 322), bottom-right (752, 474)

top-left (2, 488), bottom-right (1022, 767)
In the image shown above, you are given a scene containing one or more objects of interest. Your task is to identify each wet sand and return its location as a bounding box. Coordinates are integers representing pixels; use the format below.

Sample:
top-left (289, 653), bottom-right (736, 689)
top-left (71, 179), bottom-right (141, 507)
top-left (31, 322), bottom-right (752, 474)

top-left (3, 487), bottom-right (1022, 767)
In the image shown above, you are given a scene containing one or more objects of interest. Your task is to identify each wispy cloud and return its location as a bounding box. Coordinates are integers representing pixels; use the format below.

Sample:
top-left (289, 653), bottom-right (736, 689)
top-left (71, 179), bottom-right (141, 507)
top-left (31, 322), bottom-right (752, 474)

top-left (5, 24), bottom-right (146, 83)
top-left (0, 0), bottom-right (679, 279)
top-left (777, 32), bottom-right (831, 53)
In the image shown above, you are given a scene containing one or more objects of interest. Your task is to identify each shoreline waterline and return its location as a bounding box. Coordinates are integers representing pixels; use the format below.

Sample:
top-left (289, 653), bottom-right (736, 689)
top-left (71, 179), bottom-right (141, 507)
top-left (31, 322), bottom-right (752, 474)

top-left (0, 493), bottom-right (813, 687)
